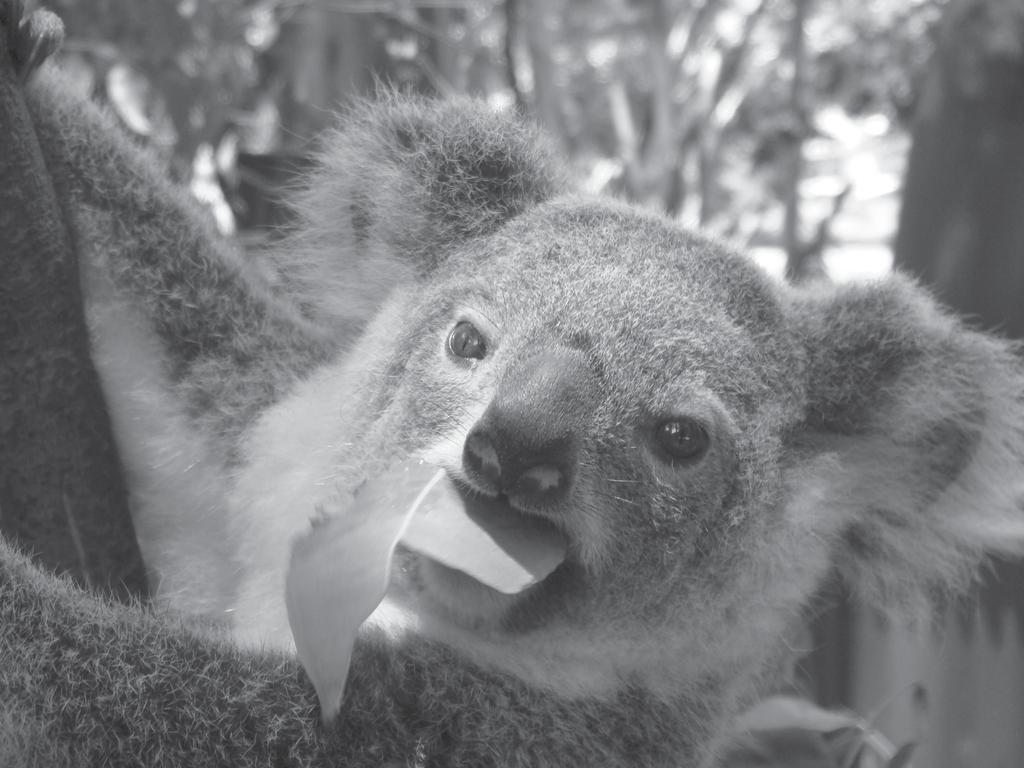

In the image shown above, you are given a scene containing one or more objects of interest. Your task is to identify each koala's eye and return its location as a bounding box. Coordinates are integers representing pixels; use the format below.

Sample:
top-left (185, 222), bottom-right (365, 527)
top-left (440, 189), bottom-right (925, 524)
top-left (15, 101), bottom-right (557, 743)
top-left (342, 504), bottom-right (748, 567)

top-left (447, 321), bottom-right (487, 360)
top-left (653, 418), bottom-right (710, 465)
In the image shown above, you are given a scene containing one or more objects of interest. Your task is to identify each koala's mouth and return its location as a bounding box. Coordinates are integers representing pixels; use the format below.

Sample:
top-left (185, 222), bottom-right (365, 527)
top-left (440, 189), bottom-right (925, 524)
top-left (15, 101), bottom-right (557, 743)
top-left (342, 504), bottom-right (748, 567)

top-left (398, 480), bottom-right (569, 602)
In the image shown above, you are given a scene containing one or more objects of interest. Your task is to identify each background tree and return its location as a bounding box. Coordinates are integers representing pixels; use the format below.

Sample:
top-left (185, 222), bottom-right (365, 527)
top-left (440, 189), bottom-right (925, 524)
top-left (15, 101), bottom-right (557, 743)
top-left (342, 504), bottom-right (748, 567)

top-left (44, 0), bottom-right (944, 264)
top-left (895, 0), bottom-right (1024, 335)
top-left (850, 1), bottom-right (1024, 766)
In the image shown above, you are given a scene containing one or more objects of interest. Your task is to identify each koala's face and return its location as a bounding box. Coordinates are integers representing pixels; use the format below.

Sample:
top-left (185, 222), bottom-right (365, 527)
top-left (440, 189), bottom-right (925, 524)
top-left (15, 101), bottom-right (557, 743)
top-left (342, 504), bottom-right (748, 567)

top-left (351, 198), bottom-right (811, 677)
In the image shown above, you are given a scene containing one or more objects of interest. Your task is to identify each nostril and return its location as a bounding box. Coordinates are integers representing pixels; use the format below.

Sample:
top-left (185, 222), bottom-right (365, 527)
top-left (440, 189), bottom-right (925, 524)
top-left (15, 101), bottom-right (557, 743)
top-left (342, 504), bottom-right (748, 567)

top-left (464, 431), bottom-right (502, 488)
top-left (515, 463), bottom-right (568, 500)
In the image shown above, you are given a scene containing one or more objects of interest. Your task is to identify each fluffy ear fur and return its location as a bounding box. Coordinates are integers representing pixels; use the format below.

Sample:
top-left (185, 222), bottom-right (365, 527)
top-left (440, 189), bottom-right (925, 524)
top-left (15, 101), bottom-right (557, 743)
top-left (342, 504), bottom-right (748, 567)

top-left (787, 274), bottom-right (1024, 615)
top-left (272, 92), bottom-right (569, 339)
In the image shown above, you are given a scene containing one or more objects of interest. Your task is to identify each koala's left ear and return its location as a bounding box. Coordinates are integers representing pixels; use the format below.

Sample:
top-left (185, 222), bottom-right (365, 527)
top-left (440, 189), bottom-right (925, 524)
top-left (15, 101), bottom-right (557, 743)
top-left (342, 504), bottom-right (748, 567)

top-left (787, 274), bottom-right (1024, 615)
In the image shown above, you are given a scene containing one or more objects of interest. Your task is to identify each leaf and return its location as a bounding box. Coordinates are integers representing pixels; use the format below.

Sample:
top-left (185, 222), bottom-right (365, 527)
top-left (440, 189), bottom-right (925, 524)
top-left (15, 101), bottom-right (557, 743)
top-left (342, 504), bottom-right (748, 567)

top-left (733, 696), bottom-right (863, 733)
top-left (285, 460), bottom-right (441, 722)
top-left (824, 726), bottom-right (867, 768)
top-left (285, 459), bottom-right (567, 722)
top-left (887, 742), bottom-right (917, 768)
top-left (400, 475), bottom-right (566, 594)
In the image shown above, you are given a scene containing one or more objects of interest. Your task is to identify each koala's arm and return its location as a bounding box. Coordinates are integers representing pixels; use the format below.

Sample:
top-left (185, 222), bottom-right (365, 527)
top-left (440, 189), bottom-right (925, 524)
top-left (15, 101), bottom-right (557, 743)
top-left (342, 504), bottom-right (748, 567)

top-left (20, 66), bottom-right (344, 439)
top-left (0, 537), bottom-right (694, 768)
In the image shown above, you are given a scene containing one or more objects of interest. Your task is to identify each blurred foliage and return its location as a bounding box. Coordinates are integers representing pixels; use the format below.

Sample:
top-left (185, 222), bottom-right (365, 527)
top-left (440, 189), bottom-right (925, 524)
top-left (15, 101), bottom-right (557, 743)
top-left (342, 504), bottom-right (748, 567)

top-left (46, 0), bottom-right (269, 172)
top-left (719, 694), bottom-right (916, 768)
top-left (40, 0), bottom-right (946, 258)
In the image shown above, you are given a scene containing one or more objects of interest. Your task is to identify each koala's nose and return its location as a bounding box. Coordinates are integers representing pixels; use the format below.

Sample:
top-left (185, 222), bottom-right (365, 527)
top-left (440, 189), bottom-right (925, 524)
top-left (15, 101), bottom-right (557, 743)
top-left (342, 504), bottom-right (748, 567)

top-left (462, 346), bottom-right (595, 507)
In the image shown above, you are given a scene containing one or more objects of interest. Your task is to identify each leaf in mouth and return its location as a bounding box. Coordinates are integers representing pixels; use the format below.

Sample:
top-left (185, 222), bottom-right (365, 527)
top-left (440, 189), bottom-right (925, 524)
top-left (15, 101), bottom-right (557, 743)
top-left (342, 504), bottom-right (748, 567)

top-left (285, 459), bottom-right (568, 721)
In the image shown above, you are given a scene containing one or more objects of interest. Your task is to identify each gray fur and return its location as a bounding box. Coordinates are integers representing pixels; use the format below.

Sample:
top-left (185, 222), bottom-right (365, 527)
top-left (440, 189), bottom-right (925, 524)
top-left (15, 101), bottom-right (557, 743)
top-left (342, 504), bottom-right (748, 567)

top-left (3, 61), bottom-right (1024, 768)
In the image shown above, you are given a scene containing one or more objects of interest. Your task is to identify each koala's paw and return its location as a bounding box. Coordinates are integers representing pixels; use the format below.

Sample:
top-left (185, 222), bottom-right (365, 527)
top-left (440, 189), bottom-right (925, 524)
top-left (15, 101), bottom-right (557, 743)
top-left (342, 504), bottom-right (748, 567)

top-left (1, 0), bottom-right (63, 81)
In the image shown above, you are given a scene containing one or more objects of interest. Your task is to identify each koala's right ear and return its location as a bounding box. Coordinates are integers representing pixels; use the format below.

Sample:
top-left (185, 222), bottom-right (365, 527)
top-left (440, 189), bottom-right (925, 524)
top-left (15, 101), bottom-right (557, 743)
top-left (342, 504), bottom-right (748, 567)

top-left (786, 274), bottom-right (1024, 619)
top-left (277, 93), bottom-right (568, 335)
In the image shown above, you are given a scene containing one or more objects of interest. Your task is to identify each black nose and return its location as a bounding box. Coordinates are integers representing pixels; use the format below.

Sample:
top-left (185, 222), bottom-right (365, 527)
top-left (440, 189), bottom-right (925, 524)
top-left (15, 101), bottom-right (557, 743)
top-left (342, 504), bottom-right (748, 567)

top-left (462, 346), bottom-right (595, 508)
top-left (463, 428), bottom-right (573, 503)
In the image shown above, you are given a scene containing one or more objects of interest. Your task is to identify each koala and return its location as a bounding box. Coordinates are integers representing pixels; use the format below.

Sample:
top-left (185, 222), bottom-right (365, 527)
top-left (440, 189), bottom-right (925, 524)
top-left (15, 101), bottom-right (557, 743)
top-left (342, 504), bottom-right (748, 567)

top-left (3, 10), bottom-right (1024, 768)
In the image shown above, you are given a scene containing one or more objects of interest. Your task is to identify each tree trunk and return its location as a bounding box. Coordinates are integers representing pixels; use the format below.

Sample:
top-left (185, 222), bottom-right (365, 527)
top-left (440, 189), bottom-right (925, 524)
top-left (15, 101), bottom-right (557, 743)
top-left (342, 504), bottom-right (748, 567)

top-left (895, 0), bottom-right (1024, 335)
top-left (0, 7), bottom-right (147, 600)
top-left (269, 7), bottom-right (392, 150)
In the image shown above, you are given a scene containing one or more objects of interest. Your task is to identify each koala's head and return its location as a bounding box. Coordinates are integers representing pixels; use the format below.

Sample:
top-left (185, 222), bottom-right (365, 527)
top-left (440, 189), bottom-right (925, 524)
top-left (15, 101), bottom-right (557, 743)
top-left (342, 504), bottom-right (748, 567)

top-left (289, 94), bottom-right (1024, 700)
